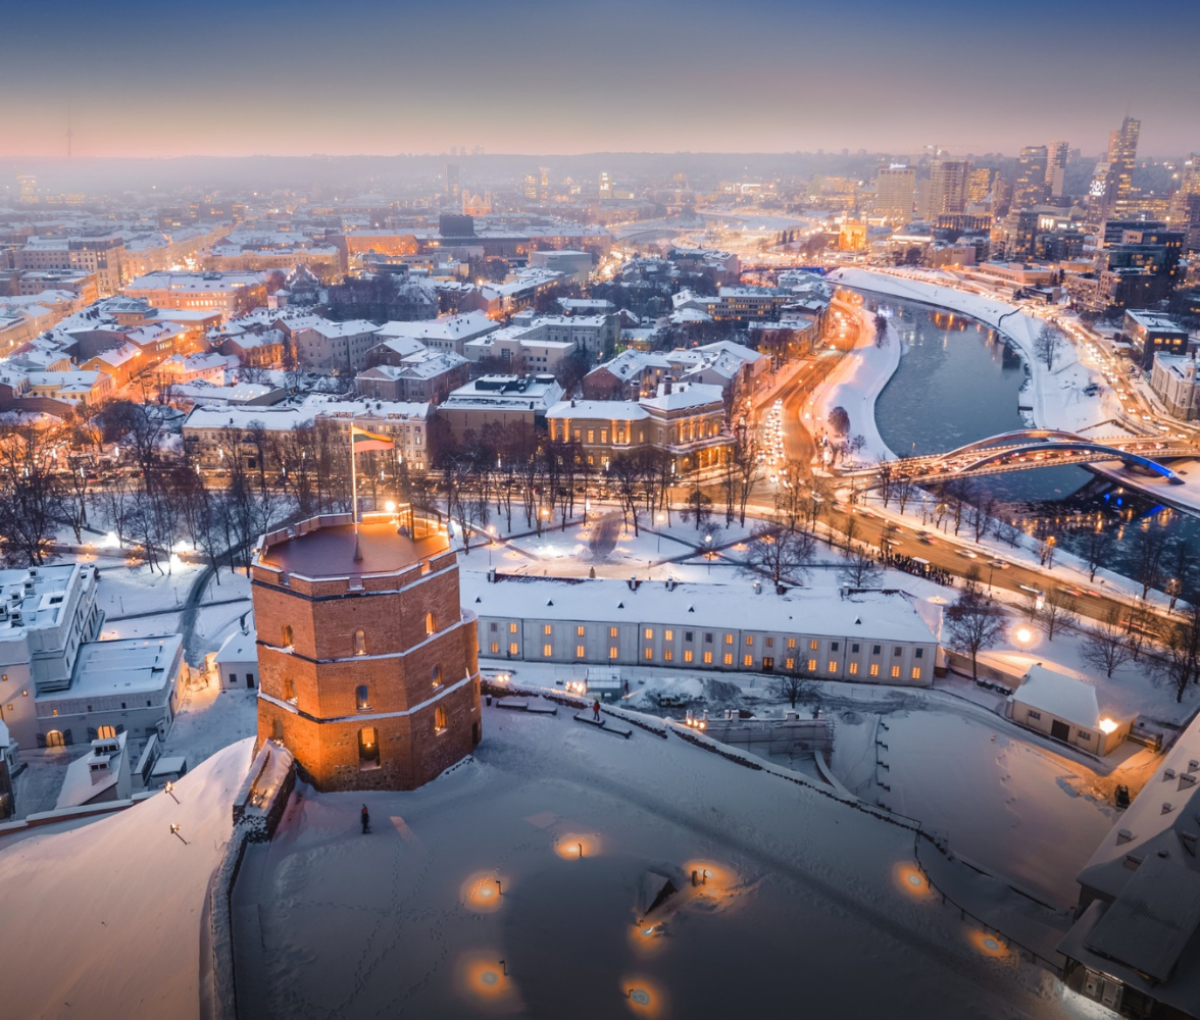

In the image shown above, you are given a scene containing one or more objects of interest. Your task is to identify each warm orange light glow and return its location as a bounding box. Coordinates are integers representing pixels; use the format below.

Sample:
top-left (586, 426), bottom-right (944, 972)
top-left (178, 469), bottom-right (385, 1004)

top-left (893, 863), bottom-right (935, 900)
top-left (679, 859), bottom-right (742, 912)
top-left (969, 929), bottom-right (1010, 958)
top-left (1015, 626), bottom-right (1033, 644)
top-left (554, 833), bottom-right (599, 859)
top-left (461, 872), bottom-right (504, 913)
top-left (459, 954), bottom-right (520, 1007)
top-left (1098, 717), bottom-right (1119, 735)
top-left (628, 922), bottom-right (668, 958)
top-left (621, 975), bottom-right (668, 1017)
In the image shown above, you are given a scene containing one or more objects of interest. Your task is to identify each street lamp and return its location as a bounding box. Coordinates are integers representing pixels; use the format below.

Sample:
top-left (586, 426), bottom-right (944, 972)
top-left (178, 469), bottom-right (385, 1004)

top-left (488, 525), bottom-right (497, 567)
top-left (705, 533), bottom-right (713, 574)
top-left (655, 512), bottom-right (666, 553)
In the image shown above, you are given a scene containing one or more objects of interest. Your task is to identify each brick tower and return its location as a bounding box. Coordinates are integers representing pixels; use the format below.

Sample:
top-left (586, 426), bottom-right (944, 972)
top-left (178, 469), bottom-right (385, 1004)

top-left (251, 509), bottom-right (480, 791)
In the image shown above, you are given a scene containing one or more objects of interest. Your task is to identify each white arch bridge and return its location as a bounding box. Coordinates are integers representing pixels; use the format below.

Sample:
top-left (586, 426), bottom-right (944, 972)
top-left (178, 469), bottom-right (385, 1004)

top-left (849, 429), bottom-right (1190, 485)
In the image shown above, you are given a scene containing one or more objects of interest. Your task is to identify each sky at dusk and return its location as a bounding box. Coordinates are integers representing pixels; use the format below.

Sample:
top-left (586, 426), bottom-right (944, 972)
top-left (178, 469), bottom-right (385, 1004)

top-left (2, 0), bottom-right (1197, 159)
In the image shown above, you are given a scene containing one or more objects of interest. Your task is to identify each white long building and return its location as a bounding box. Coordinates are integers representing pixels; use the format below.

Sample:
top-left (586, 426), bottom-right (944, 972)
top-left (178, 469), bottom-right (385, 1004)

top-left (464, 575), bottom-right (940, 684)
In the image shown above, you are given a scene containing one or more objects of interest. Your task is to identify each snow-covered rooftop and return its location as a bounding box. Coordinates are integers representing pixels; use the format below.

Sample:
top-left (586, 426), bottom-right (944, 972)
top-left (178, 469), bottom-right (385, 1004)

top-left (463, 575), bottom-right (938, 644)
top-left (39, 634), bottom-right (183, 702)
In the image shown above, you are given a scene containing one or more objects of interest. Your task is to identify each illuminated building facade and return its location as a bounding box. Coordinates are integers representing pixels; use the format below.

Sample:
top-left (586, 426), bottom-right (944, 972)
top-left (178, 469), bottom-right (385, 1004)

top-left (253, 511), bottom-right (481, 792)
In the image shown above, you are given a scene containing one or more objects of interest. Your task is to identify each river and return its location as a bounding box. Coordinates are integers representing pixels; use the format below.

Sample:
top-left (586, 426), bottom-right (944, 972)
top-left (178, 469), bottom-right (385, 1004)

top-left (862, 293), bottom-right (1200, 600)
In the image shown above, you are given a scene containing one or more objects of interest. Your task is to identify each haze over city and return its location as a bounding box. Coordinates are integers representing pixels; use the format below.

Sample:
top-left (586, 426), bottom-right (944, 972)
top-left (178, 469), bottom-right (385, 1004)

top-left (1, 2), bottom-right (1199, 1019)
top-left (2, 0), bottom-right (1198, 159)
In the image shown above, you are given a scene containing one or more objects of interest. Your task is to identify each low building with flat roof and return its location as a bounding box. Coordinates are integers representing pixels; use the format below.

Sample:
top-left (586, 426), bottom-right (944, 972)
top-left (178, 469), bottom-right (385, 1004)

top-left (466, 575), bottom-right (940, 683)
top-left (438, 374), bottom-right (563, 442)
top-left (36, 634), bottom-right (185, 753)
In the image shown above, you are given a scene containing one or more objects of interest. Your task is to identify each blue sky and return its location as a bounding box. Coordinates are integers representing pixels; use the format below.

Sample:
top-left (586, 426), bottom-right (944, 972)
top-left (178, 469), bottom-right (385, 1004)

top-left (1, 0), bottom-right (1196, 157)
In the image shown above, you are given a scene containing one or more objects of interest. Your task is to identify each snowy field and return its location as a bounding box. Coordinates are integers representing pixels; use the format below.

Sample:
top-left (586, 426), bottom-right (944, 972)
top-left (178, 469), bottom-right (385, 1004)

top-left (0, 738), bottom-right (252, 1020)
top-left (236, 703), bottom-right (1109, 1020)
top-left (488, 657), bottom-right (1139, 910)
top-left (459, 516), bottom-right (762, 583)
top-left (831, 707), bottom-right (1116, 907)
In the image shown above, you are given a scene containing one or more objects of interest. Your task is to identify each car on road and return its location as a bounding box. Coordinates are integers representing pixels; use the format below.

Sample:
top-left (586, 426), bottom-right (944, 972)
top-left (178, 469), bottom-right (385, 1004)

top-left (958, 549), bottom-right (978, 559)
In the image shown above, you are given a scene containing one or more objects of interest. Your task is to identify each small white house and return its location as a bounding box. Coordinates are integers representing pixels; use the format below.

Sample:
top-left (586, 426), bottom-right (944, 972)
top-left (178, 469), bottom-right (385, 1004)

top-left (216, 627), bottom-right (258, 689)
top-left (1008, 664), bottom-right (1132, 756)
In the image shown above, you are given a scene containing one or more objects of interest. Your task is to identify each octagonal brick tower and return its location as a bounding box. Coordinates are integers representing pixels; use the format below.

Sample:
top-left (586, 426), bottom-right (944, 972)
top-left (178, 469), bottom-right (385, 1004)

top-left (251, 509), bottom-right (481, 791)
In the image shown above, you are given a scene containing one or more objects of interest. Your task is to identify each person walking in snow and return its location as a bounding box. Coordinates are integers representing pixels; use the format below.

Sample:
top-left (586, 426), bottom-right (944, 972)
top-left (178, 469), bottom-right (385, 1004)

top-left (592, 699), bottom-right (601, 721)
top-left (361, 804), bottom-right (370, 834)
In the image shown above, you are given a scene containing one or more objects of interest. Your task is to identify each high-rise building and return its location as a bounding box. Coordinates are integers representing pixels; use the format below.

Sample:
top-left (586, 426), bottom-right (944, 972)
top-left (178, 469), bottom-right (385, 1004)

top-left (16, 175), bottom-right (37, 204)
top-left (445, 164), bottom-right (460, 204)
top-left (598, 171), bottom-right (613, 200)
top-left (1012, 146), bottom-right (1049, 209)
top-left (928, 160), bottom-right (970, 218)
top-left (1169, 153), bottom-right (1200, 251)
top-left (1087, 117), bottom-right (1140, 234)
top-left (966, 168), bottom-right (994, 207)
top-left (523, 174), bottom-right (538, 201)
top-left (538, 166), bottom-right (550, 204)
top-left (253, 509), bottom-right (482, 791)
top-left (1046, 142), bottom-right (1069, 198)
top-left (873, 167), bottom-right (915, 224)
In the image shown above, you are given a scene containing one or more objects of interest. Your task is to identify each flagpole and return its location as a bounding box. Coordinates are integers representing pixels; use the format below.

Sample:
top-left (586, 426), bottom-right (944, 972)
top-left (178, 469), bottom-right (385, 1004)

top-left (350, 429), bottom-right (358, 529)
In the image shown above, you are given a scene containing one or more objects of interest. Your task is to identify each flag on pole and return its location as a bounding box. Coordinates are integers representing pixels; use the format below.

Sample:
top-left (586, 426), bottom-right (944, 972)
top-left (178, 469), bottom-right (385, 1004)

top-left (351, 425), bottom-right (394, 452)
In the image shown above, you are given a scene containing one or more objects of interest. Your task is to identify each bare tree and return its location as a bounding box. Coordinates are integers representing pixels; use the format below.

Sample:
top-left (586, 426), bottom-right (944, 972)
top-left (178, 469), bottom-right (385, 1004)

top-left (1033, 322), bottom-right (1066, 372)
top-left (740, 525), bottom-right (815, 588)
top-left (1130, 523), bottom-right (1169, 600)
top-left (680, 483), bottom-right (713, 532)
top-left (774, 667), bottom-right (813, 709)
top-left (839, 546), bottom-right (884, 588)
top-left (1081, 606), bottom-right (1134, 678)
top-left (1038, 587), bottom-right (1075, 640)
top-left (1153, 602), bottom-right (1200, 703)
top-left (1080, 525), bottom-right (1111, 583)
top-left (944, 588), bottom-right (1008, 681)
top-left (730, 431), bottom-right (761, 527)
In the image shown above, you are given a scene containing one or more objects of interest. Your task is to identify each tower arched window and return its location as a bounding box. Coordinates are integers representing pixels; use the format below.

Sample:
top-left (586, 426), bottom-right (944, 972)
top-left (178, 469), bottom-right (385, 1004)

top-left (358, 727), bottom-right (380, 769)
top-left (283, 677), bottom-right (296, 703)
top-left (431, 665), bottom-right (442, 688)
top-left (356, 684), bottom-right (370, 711)
top-left (425, 612), bottom-right (437, 636)
top-left (353, 629), bottom-right (367, 656)
top-left (434, 706), bottom-right (447, 733)
top-left (281, 624), bottom-right (294, 648)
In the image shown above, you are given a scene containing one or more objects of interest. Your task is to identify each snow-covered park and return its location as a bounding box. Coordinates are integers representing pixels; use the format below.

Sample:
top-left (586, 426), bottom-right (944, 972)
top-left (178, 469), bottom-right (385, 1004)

top-left (231, 703), bottom-right (1110, 1019)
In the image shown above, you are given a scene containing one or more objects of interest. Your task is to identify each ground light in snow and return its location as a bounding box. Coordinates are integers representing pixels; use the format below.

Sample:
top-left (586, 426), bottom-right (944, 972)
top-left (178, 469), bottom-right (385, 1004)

top-left (462, 871), bottom-right (505, 912)
top-left (680, 858), bottom-right (743, 911)
top-left (554, 831), bottom-right (600, 858)
top-left (621, 975), bottom-right (668, 1017)
top-left (893, 862), bottom-right (936, 900)
top-left (458, 952), bottom-right (520, 1011)
top-left (969, 929), bottom-right (1012, 960)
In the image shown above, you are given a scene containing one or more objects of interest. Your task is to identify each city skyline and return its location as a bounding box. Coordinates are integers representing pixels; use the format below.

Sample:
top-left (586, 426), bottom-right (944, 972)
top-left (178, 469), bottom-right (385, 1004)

top-left (1, 0), bottom-right (1197, 160)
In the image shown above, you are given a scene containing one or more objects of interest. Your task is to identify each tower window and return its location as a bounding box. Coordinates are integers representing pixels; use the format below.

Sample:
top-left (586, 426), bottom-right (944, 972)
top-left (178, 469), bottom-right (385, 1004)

top-left (434, 706), bottom-right (447, 733)
top-left (358, 727), bottom-right (380, 769)
top-left (356, 685), bottom-right (370, 711)
top-left (425, 612), bottom-right (437, 636)
top-left (282, 624), bottom-right (294, 647)
top-left (353, 629), bottom-right (367, 655)
top-left (431, 665), bottom-right (442, 688)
